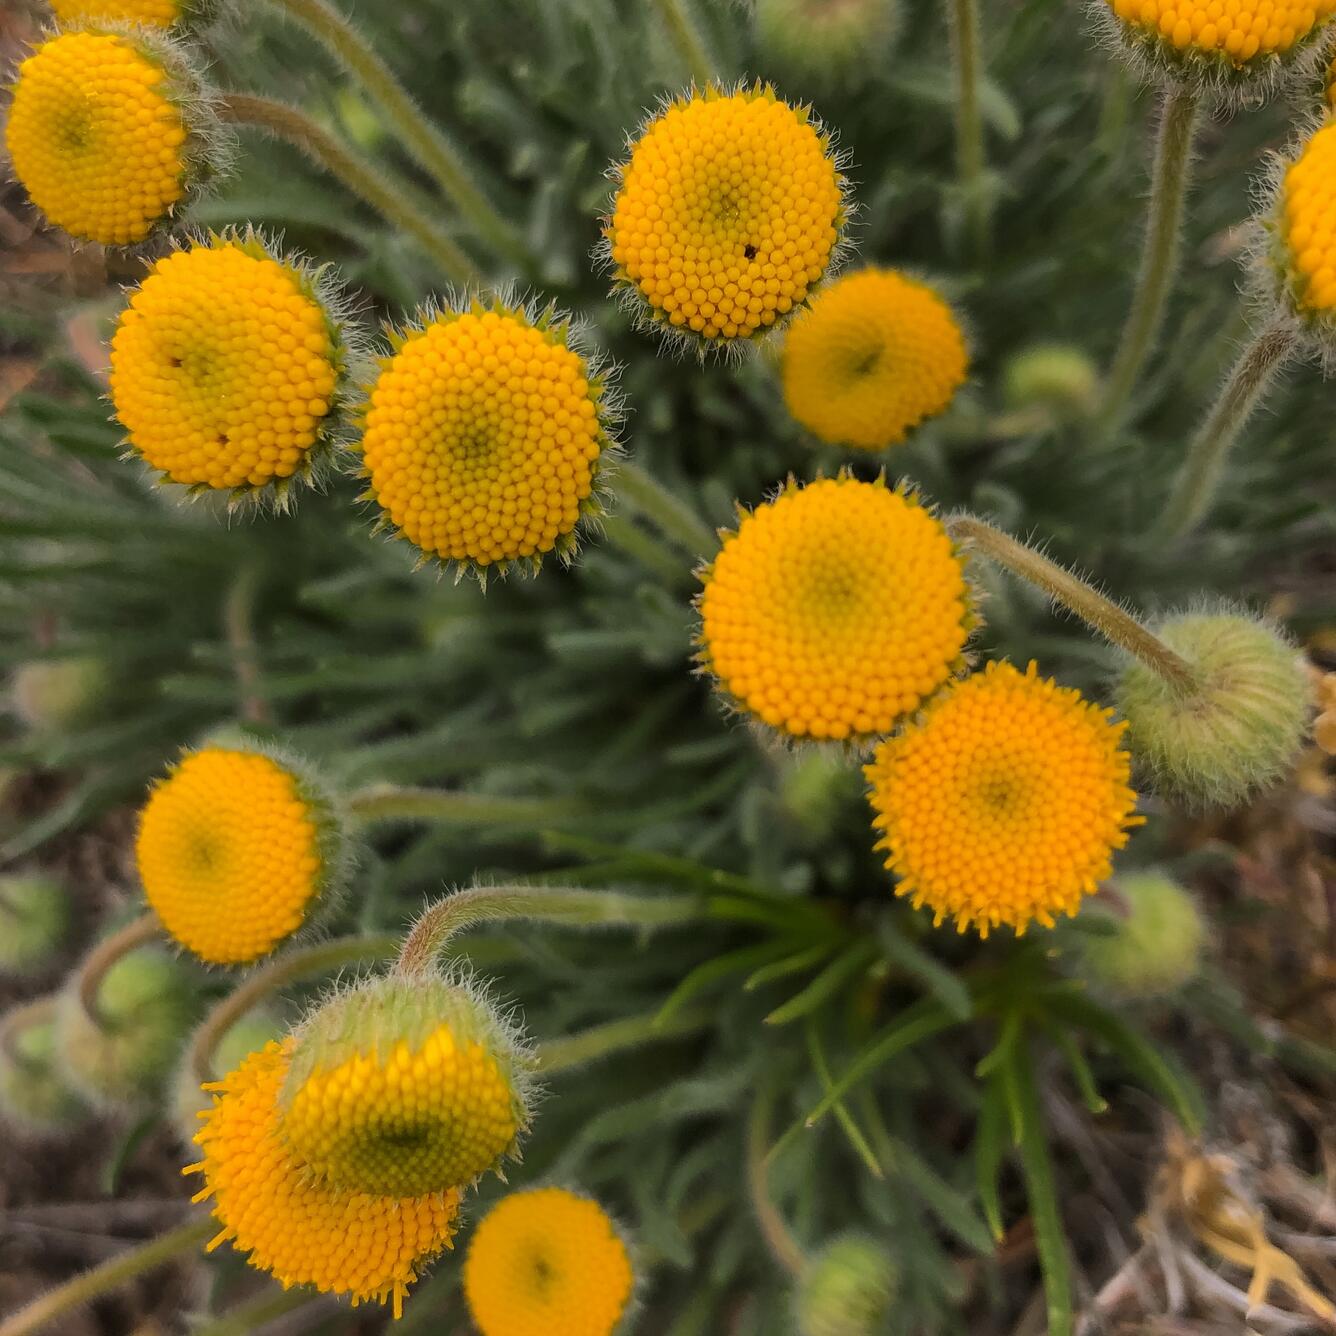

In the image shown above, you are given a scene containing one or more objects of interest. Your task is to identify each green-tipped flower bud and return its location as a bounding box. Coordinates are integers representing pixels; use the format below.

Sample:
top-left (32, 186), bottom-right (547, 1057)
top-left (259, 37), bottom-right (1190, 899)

top-left (795, 1234), bottom-right (897, 1336)
top-left (172, 1008), bottom-right (283, 1144)
top-left (1116, 609), bottom-right (1313, 809)
top-left (0, 873), bottom-right (71, 977)
top-left (1073, 873), bottom-right (1205, 997)
top-left (11, 657), bottom-right (107, 733)
top-left (754, 0), bottom-right (901, 88)
top-left (278, 972), bottom-right (532, 1197)
top-left (58, 945), bottom-right (199, 1109)
top-left (1003, 343), bottom-right (1099, 420)
top-left (0, 1003), bottom-right (88, 1135)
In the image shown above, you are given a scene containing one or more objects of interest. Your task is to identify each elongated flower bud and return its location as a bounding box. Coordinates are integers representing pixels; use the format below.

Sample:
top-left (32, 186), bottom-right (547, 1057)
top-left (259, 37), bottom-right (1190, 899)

top-left (795, 1234), bottom-right (897, 1336)
top-left (10, 657), bottom-right (107, 732)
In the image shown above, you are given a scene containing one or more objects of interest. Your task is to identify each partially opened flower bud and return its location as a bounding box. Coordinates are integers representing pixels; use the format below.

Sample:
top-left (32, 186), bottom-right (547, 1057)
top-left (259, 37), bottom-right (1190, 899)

top-left (0, 1003), bottom-right (88, 1135)
top-left (10, 657), bottom-right (107, 732)
top-left (1002, 343), bottom-right (1099, 420)
top-left (753, 0), bottom-right (902, 89)
top-left (795, 1234), bottom-right (897, 1336)
top-left (278, 972), bottom-right (531, 1197)
top-left (1114, 609), bottom-right (1313, 808)
top-left (0, 873), bottom-right (71, 977)
top-left (135, 743), bottom-right (349, 966)
top-left (463, 1187), bottom-right (635, 1336)
top-left (172, 1008), bottom-right (283, 1144)
top-left (4, 28), bottom-right (227, 246)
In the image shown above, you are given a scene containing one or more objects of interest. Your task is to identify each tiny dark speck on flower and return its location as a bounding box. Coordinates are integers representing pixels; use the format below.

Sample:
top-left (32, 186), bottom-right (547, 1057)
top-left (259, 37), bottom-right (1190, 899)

top-left (744, 244), bottom-right (757, 260)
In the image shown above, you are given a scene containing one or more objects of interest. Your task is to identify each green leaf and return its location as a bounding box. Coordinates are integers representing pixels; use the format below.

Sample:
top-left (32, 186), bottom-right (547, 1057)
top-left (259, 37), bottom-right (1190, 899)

top-left (805, 1018), bottom-right (884, 1179)
top-left (876, 919), bottom-right (973, 1020)
top-left (974, 1079), bottom-right (1008, 1243)
top-left (654, 939), bottom-right (796, 1028)
top-left (1046, 1022), bottom-right (1109, 1115)
top-left (764, 942), bottom-right (878, 1026)
top-left (744, 942), bottom-right (836, 991)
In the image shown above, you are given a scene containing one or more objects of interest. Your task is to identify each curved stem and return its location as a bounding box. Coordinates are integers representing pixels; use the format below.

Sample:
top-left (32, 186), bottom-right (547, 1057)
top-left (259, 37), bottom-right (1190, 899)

top-left (76, 913), bottom-right (161, 1029)
top-left (346, 785), bottom-right (586, 828)
top-left (217, 92), bottom-right (482, 286)
top-left (651, 0), bottom-right (717, 86)
top-left (259, 0), bottom-right (529, 270)
top-left (395, 884), bottom-right (703, 978)
top-left (615, 460), bottom-right (717, 558)
top-left (188, 933), bottom-right (396, 1085)
top-left (1100, 86), bottom-right (1201, 428)
top-left (948, 515), bottom-right (1197, 693)
top-left (948, 0), bottom-right (989, 261)
top-left (0, 1216), bottom-right (214, 1336)
top-left (536, 1006), bottom-right (709, 1076)
top-left (747, 1084), bottom-right (807, 1277)
top-left (1152, 318), bottom-right (1299, 545)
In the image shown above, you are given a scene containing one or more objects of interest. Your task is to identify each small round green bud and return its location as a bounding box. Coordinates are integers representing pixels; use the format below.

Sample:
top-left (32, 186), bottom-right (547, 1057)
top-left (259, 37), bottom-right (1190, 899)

top-left (795, 1234), bottom-right (897, 1336)
top-left (779, 751), bottom-right (861, 844)
top-left (11, 657), bottom-right (107, 732)
top-left (58, 945), bottom-right (199, 1110)
top-left (1073, 873), bottom-right (1205, 997)
top-left (753, 0), bottom-right (901, 88)
top-left (172, 1008), bottom-right (283, 1144)
top-left (0, 1004), bottom-right (88, 1135)
top-left (0, 873), bottom-right (71, 977)
top-left (1003, 343), bottom-right (1099, 420)
top-left (1115, 610), bottom-right (1313, 809)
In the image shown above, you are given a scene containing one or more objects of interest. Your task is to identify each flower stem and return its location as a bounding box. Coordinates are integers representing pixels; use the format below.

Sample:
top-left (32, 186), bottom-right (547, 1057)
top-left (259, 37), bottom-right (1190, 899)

top-left (0, 1216), bottom-right (214, 1336)
top-left (394, 884), bottom-right (703, 978)
top-left (536, 1006), bottom-right (709, 1076)
top-left (346, 785), bottom-right (587, 828)
top-left (948, 0), bottom-right (989, 261)
top-left (747, 1084), bottom-right (807, 1277)
top-left (223, 563), bottom-right (268, 726)
top-left (651, 0), bottom-right (718, 86)
top-left (1100, 85), bottom-right (1201, 428)
top-left (615, 459), bottom-right (717, 558)
top-left (217, 92), bottom-right (482, 286)
top-left (187, 933), bottom-right (396, 1085)
top-left (947, 514), bottom-right (1197, 693)
top-left (259, 0), bottom-right (530, 271)
top-left (188, 1285), bottom-right (322, 1336)
top-left (1152, 317), bottom-right (1299, 544)
top-left (76, 913), bottom-right (161, 1029)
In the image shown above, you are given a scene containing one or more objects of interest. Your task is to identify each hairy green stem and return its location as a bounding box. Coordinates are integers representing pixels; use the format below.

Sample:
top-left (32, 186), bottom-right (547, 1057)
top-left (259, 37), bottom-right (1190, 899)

top-left (188, 1285), bottom-right (322, 1336)
top-left (217, 92), bottom-right (482, 286)
top-left (651, 0), bottom-right (717, 86)
top-left (0, 1216), bottom-right (214, 1336)
top-left (747, 1085), bottom-right (807, 1277)
top-left (615, 460), bottom-right (717, 558)
top-left (188, 933), bottom-right (396, 1085)
top-left (259, 0), bottom-right (528, 270)
top-left (223, 563), bottom-right (268, 726)
top-left (1100, 86), bottom-right (1201, 428)
top-left (1153, 318), bottom-right (1299, 544)
top-left (394, 884), bottom-right (702, 978)
top-left (347, 785), bottom-right (586, 827)
top-left (948, 0), bottom-right (989, 260)
top-left (537, 1007), bottom-right (709, 1075)
top-left (75, 913), bottom-right (161, 1029)
top-left (947, 515), bottom-right (1197, 693)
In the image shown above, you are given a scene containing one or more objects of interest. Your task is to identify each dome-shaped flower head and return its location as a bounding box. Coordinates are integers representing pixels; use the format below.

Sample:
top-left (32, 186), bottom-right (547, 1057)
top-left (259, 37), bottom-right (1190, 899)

top-left (697, 475), bottom-right (973, 742)
top-left (1095, 0), bottom-right (1336, 94)
top-left (109, 233), bottom-right (351, 506)
top-left (357, 296), bottom-right (618, 581)
top-left (135, 743), bottom-right (349, 966)
top-left (4, 28), bottom-right (224, 246)
top-left (186, 1040), bottom-right (462, 1318)
top-left (463, 1187), bottom-right (635, 1336)
top-left (602, 83), bottom-right (849, 354)
top-left (1270, 119), bottom-right (1336, 334)
top-left (50, 0), bottom-right (194, 26)
top-left (865, 660), bottom-right (1141, 936)
top-left (277, 972), bottom-right (531, 1198)
top-left (781, 268), bottom-right (969, 450)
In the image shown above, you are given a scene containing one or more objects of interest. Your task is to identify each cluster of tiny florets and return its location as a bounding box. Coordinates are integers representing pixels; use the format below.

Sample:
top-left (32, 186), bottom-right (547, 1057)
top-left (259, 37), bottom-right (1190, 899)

top-left (50, 0), bottom-right (183, 25)
top-left (1101, 0), bottom-right (1336, 64)
top-left (781, 268), bottom-right (969, 449)
top-left (605, 85), bottom-right (846, 349)
top-left (1279, 121), bottom-right (1336, 314)
top-left (5, 31), bottom-right (190, 245)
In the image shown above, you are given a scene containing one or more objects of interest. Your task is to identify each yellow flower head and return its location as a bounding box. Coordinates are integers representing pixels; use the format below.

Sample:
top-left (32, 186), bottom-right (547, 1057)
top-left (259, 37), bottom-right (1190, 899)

top-left (1276, 121), bottom-right (1336, 317)
top-left (4, 29), bottom-right (215, 246)
top-left (865, 661), bottom-right (1141, 936)
top-left (109, 234), bottom-right (348, 503)
top-left (187, 1040), bottom-right (462, 1318)
top-left (135, 744), bottom-right (346, 966)
top-left (50, 0), bottom-right (185, 25)
top-left (358, 297), bottom-right (617, 580)
top-left (603, 84), bottom-right (848, 353)
top-left (278, 974), bottom-right (531, 1198)
top-left (697, 475), bottom-right (972, 742)
top-left (781, 268), bottom-right (968, 450)
top-left (463, 1187), bottom-right (635, 1336)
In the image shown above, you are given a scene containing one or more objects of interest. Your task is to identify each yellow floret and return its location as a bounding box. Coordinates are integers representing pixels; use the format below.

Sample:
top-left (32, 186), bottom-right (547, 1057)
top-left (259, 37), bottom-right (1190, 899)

top-left (50, 0), bottom-right (182, 25)
top-left (110, 239), bottom-right (341, 496)
top-left (697, 475), bottom-right (972, 742)
top-left (865, 660), bottom-right (1141, 937)
top-left (1102, 0), bottom-right (1336, 65)
top-left (781, 268), bottom-right (968, 450)
top-left (604, 84), bottom-right (847, 349)
top-left (358, 302), bottom-right (612, 576)
top-left (5, 31), bottom-right (189, 245)
top-left (135, 747), bottom-right (328, 965)
top-left (1280, 121), bottom-right (1336, 313)
top-left (463, 1187), bottom-right (635, 1336)
top-left (186, 1041), bottom-right (462, 1319)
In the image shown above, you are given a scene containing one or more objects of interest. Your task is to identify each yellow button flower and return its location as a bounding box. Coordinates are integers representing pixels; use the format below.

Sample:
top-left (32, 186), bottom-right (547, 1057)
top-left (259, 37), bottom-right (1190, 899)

top-left (51, 0), bottom-right (183, 25)
top-left (604, 84), bottom-right (847, 351)
top-left (358, 299), bottom-right (615, 578)
top-left (5, 31), bottom-right (192, 245)
top-left (1279, 122), bottom-right (1336, 313)
top-left (697, 476), bottom-right (972, 741)
top-left (279, 975), bottom-right (529, 1197)
top-left (463, 1187), bottom-right (635, 1336)
top-left (135, 746), bottom-right (338, 966)
top-left (187, 1040), bottom-right (462, 1319)
top-left (110, 236), bottom-right (344, 500)
top-left (865, 661), bottom-right (1141, 936)
top-left (781, 268), bottom-right (969, 450)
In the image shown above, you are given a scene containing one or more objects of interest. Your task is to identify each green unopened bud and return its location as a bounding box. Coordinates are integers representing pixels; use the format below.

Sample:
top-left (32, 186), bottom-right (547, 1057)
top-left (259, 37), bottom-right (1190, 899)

top-left (1073, 873), bottom-right (1205, 997)
top-left (780, 751), bottom-right (861, 844)
top-left (1115, 609), bottom-right (1313, 809)
top-left (11, 657), bottom-right (107, 732)
top-left (753, 0), bottom-right (901, 88)
top-left (58, 945), bottom-right (199, 1110)
top-left (0, 873), bottom-right (71, 977)
top-left (0, 1003), bottom-right (88, 1135)
top-left (795, 1234), bottom-right (897, 1336)
top-left (1003, 343), bottom-right (1098, 420)
top-left (173, 1008), bottom-right (284, 1144)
